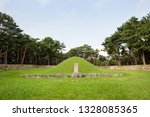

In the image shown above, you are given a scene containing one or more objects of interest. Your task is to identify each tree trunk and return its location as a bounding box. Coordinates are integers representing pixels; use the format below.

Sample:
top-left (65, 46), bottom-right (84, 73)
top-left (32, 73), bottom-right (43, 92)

top-left (56, 58), bottom-right (58, 65)
top-left (35, 55), bottom-right (38, 65)
top-left (118, 56), bottom-right (121, 66)
top-left (21, 47), bottom-right (27, 64)
top-left (140, 51), bottom-right (146, 65)
top-left (128, 56), bottom-right (133, 65)
top-left (16, 50), bottom-right (19, 64)
top-left (129, 58), bottom-right (133, 65)
top-left (4, 45), bottom-right (8, 64)
top-left (134, 57), bottom-right (137, 65)
top-left (47, 53), bottom-right (50, 65)
top-left (0, 49), bottom-right (3, 58)
top-left (0, 49), bottom-right (4, 64)
top-left (118, 61), bottom-right (121, 66)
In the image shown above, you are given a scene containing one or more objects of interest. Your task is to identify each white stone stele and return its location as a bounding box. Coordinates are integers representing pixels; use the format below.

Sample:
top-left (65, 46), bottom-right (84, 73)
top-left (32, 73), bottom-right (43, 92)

top-left (74, 63), bottom-right (79, 73)
top-left (72, 63), bottom-right (81, 78)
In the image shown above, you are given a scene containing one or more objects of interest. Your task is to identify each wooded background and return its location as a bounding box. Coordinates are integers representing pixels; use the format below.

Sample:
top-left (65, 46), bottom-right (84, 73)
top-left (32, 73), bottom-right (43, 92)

top-left (0, 12), bottom-right (150, 65)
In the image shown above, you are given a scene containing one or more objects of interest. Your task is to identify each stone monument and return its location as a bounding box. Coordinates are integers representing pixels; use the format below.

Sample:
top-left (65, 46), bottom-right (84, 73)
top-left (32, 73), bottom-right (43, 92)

top-left (71, 63), bottom-right (81, 78)
top-left (74, 63), bottom-right (79, 73)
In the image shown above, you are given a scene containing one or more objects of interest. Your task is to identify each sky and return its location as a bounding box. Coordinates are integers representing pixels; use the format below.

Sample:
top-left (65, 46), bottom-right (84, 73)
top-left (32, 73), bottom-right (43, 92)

top-left (0, 0), bottom-right (150, 55)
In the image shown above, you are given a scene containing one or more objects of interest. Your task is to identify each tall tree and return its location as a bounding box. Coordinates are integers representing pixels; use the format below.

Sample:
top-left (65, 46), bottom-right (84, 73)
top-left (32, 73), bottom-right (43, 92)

top-left (41, 37), bottom-right (65, 65)
top-left (0, 12), bottom-right (22, 64)
top-left (138, 14), bottom-right (150, 64)
top-left (103, 14), bottom-right (150, 65)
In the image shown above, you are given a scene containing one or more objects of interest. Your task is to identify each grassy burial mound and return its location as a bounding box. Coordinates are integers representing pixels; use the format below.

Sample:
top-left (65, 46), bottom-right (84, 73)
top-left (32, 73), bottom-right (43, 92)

top-left (23, 57), bottom-right (122, 78)
top-left (51, 56), bottom-right (100, 74)
top-left (23, 57), bottom-right (101, 78)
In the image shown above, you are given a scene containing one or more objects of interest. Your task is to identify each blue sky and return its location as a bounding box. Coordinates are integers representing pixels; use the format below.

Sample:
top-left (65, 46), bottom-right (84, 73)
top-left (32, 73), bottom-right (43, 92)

top-left (0, 0), bottom-right (150, 54)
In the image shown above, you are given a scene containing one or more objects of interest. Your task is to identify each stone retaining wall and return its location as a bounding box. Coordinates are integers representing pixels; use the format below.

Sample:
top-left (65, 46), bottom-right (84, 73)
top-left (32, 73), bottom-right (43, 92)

top-left (100, 65), bottom-right (150, 71)
top-left (22, 73), bottom-right (123, 78)
top-left (1, 64), bottom-right (150, 71)
top-left (0, 64), bottom-right (54, 70)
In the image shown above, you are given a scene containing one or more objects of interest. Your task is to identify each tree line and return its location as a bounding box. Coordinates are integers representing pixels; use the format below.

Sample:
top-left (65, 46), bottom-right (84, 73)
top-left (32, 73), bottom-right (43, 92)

top-left (103, 14), bottom-right (150, 65)
top-left (1, 12), bottom-right (150, 66)
top-left (0, 12), bottom-right (105, 65)
top-left (0, 12), bottom-right (65, 65)
top-left (66, 44), bottom-right (107, 66)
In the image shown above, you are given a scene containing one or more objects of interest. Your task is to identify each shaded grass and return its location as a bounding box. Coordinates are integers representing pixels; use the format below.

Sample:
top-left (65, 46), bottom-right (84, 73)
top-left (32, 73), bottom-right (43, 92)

top-left (0, 67), bottom-right (150, 100)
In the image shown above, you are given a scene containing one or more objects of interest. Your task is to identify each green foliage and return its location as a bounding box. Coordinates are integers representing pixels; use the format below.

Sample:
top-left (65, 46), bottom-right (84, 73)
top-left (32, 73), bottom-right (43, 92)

top-left (67, 44), bottom-right (99, 59)
top-left (0, 12), bottom-right (107, 66)
top-left (39, 37), bottom-right (65, 65)
top-left (0, 12), bottom-right (65, 65)
top-left (103, 13), bottom-right (150, 65)
top-left (0, 12), bottom-right (22, 64)
top-left (66, 44), bottom-right (107, 66)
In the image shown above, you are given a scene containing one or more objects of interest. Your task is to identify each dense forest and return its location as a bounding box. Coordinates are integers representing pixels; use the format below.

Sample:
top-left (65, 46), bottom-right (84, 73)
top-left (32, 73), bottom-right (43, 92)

top-left (0, 12), bottom-right (150, 65)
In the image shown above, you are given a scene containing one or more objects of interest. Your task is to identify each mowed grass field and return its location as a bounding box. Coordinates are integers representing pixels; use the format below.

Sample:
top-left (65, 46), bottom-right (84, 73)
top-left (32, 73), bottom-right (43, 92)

top-left (0, 68), bottom-right (150, 100)
top-left (0, 57), bottom-right (150, 100)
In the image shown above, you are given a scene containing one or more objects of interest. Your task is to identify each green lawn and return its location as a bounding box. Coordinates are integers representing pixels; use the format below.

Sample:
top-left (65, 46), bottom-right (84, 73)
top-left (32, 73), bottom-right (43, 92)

top-left (0, 67), bottom-right (150, 100)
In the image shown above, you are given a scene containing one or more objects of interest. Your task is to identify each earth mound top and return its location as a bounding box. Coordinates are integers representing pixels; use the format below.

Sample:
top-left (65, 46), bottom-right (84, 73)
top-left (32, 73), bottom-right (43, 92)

top-left (51, 56), bottom-right (100, 74)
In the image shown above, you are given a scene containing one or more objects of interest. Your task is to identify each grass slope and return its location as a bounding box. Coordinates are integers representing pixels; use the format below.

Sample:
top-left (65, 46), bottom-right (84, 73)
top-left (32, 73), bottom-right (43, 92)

top-left (0, 67), bottom-right (150, 100)
top-left (51, 57), bottom-right (100, 74)
top-left (17, 57), bottom-right (101, 75)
